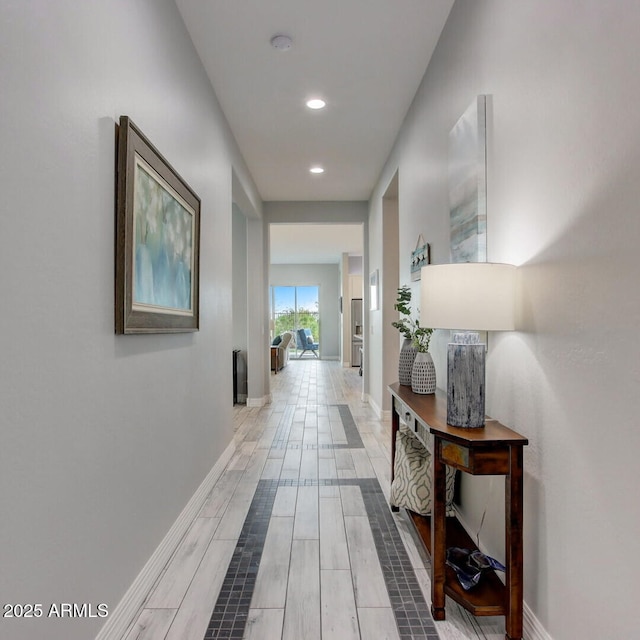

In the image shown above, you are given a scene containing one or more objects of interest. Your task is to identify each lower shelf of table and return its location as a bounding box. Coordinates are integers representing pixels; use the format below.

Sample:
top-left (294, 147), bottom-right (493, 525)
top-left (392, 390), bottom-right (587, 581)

top-left (405, 510), bottom-right (507, 617)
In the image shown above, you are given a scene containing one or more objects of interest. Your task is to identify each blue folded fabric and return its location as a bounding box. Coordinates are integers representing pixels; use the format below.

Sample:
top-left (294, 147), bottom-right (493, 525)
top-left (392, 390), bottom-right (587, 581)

top-left (446, 547), bottom-right (506, 591)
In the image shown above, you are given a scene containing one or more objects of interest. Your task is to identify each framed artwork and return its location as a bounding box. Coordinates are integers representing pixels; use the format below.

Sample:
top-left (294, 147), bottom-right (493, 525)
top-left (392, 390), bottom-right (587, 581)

top-left (449, 96), bottom-right (487, 263)
top-left (115, 116), bottom-right (201, 333)
top-left (369, 270), bottom-right (379, 311)
top-left (410, 234), bottom-right (431, 281)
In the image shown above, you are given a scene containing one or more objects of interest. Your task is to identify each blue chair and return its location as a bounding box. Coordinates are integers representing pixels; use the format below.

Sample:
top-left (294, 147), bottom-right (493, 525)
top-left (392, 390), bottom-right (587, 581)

top-left (296, 328), bottom-right (319, 358)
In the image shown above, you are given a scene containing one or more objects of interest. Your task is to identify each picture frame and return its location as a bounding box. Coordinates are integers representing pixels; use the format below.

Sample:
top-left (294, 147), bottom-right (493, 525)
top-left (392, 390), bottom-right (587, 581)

top-left (410, 234), bottom-right (431, 281)
top-left (369, 269), bottom-right (379, 311)
top-left (115, 116), bottom-right (201, 333)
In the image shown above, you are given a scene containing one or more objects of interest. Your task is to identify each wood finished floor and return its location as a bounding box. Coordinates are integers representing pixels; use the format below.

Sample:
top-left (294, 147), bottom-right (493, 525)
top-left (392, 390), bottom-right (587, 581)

top-left (124, 360), bottom-right (505, 640)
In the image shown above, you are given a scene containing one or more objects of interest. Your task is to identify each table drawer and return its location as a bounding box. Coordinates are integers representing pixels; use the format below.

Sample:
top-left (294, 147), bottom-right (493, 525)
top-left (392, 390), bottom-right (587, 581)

top-left (439, 441), bottom-right (510, 474)
top-left (396, 399), bottom-right (414, 426)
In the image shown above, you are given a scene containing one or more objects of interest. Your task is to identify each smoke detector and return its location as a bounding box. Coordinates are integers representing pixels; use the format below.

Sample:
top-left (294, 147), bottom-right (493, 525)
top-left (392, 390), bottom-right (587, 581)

top-left (270, 34), bottom-right (293, 51)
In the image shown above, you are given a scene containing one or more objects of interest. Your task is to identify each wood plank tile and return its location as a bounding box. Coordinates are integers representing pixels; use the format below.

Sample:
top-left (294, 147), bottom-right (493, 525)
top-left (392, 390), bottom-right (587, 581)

top-left (393, 513), bottom-right (430, 571)
top-left (260, 457), bottom-right (284, 479)
top-left (124, 608), bottom-right (176, 640)
top-left (320, 570), bottom-right (360, 640)
top-left (272, 486), bottom-right (298, 517)
top-left (303, 427), bottom-right (318, 446)
top-left (146, 517), bottom-right (220, 608)
top-left (293, 485), bottom-right (319, 539)
top-left (339, 485), bottom-right (367, 516)
top-left (351, 448), bottom-right (376, 478)
top-left (199, 469), bottom-right (243, 518)
top-left (318, 456), bottom-right (338, 479)
top-left (344, 516), bottom-right (391, 608)
top-left (319, 485), bottom-right (340, 498)
top-left (242, 447), bottom-right (269, 482)
top-left (212, 480), bottom-right (257, 540)
top-left (334, 449), bottom-right (355, 471)
top-left (319, 497), bottom-right (350, 570)
top-left (256, 427), bottom-right (277, 451)
top-left (227, 440), bottom-right (257, 470)
top-left (282, 540), bottom-right (321, 640)
top-left (164, 540), bottom-right (235, 640)
top-left (252, 516), bottom-right (294, 608)
top-left (330, 419), bottom-right (348, 444)
top-left (244, 609), bottom-right (285, 640)
top-left (370, 456), bottom-right (392, 501)
top-left (289, 424), bottom-right (305, 443)
top-left (361, 432), bottom-right (386, 458)
top-left (299, 448), bottom-right (318, 480)
top-left (282, 446), bottom-right (302, 473)
top-left (357, 607), bottom-right (400, 640)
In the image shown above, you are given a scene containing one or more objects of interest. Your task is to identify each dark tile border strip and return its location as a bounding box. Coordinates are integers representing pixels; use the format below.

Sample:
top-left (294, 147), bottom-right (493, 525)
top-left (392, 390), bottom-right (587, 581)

top-left (203, 479), bottom-right (279, 640)
top-left (336, 404), bottom-right (365, 448)
top-left (359, 478), bottom-right (440, 640)
top-left (203, 404), bottom-right (438, 640)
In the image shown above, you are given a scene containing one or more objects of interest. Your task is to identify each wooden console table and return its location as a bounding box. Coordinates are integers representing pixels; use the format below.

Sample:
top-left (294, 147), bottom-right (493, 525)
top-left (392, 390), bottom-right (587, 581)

top-left (389, 383), bottom-right (528, 640)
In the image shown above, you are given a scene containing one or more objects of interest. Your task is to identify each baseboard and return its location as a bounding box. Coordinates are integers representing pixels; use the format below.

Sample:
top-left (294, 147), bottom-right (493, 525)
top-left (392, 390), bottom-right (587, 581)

top-left (368, 395), bottom-right (382, 419)
top-left (247, 394), bottom-right (270, 407)
top-left (94, 439), bottom-right (236, 640)
top-left (368, 396), bottom-right (392, 421)
top-left (524, 602), bottom-right (553, 640)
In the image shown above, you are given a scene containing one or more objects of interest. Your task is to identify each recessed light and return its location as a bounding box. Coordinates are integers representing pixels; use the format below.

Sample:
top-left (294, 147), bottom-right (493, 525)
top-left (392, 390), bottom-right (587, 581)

top-left (310, 166), bottom-right (324, 174)
top-left (306, 98), bottom-right (326, 110)
top-left (270, 34), bottom-right (292, 51)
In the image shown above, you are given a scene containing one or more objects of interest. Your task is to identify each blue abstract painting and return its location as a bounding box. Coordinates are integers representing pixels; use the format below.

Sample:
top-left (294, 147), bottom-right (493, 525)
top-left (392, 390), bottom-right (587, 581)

top-left (449, 96), bottom-right (487, 263)
top-left (133, 157), bottom-right (194, 314)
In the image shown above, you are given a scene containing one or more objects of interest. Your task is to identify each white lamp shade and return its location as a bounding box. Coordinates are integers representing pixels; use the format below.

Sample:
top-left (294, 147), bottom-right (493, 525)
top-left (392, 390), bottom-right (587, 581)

top-left (420, 263), bottom-right (516, 331)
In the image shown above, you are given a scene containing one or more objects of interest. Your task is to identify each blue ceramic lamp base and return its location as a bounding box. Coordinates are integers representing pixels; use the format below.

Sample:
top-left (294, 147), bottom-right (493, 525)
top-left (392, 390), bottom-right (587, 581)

top-left (447, 332), bottom-right (486, 428)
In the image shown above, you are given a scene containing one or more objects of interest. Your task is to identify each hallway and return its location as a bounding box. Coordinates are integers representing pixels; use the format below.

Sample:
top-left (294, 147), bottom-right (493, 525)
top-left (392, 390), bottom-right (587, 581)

top-left (124, 361), bottom-right (504, 640)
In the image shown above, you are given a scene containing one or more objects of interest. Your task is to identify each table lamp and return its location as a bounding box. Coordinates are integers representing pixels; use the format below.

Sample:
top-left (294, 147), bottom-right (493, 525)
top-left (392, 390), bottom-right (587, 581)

top-left (419, 263), bottom-right (516, 428)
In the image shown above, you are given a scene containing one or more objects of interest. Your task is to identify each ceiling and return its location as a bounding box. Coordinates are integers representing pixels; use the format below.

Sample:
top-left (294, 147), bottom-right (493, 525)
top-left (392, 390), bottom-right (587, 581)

top-left (175, 0), bottom-right (455, 203)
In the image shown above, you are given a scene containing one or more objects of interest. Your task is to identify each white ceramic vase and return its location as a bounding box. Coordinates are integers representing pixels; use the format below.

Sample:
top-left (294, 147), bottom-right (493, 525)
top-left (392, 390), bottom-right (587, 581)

top-left (411, 351), bottom-right (436, 394)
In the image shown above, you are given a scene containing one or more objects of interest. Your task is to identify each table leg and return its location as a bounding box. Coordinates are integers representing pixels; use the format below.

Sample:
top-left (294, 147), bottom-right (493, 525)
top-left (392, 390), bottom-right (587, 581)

top-left (431, 436), bottom-right (447, 620)
top-left (505, 446), bottom-right (524, 640)
top-left (390, 399), bottom-right (399, 511)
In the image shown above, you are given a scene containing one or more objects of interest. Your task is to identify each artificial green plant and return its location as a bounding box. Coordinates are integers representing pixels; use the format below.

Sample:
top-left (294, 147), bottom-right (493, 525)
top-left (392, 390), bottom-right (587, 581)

top-left (391, 285), bottom-right (433, 352)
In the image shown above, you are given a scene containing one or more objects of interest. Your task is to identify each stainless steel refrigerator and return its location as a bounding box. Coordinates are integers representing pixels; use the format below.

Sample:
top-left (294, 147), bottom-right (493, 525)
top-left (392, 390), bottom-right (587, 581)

top-left (351, 298), bottom-right (363, 368)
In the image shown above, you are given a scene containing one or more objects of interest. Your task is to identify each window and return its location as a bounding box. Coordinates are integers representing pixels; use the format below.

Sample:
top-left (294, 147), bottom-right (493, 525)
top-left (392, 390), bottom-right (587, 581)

top-left (271, 285), bottom-right (320, 356)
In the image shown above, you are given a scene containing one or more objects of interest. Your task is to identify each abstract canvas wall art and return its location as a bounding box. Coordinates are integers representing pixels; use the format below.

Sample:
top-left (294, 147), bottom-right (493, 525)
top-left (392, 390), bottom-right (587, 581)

top-left (449, 96), bottom-right (487, 263)
top-left (116, 116), bottom-right (201, 333)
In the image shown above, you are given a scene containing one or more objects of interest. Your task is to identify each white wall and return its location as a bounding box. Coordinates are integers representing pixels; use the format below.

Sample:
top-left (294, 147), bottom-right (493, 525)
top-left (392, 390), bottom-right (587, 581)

top-left (0, 2), bottom-right (261, 639)
top-left (370, 1), bottom-right (640, 638)
top-left (368, 177), bottom-right (400, 417)
top-left (270, 264), bottom-right (341, 359)
top-left (264, 200), bottom-right (368, 226)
